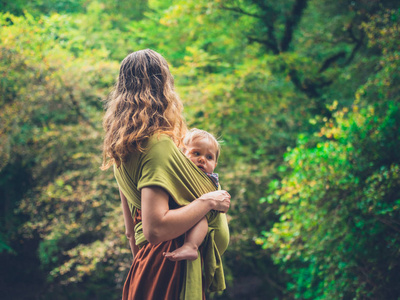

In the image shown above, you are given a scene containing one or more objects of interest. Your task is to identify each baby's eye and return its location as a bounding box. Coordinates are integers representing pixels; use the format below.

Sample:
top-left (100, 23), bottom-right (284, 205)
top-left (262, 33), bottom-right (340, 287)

top-left (207, 155), bottom-right (213, 160)
top-left (193, 151), bottom-right (200, 156)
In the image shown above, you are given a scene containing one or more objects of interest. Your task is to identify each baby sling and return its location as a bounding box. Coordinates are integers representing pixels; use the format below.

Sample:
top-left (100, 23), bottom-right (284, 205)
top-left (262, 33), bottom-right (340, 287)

top-left (114, 135), bottom-right (229, 299)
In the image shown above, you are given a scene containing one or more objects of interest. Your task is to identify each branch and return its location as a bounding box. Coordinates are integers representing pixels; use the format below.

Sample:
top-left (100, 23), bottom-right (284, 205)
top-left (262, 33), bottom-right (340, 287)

top-left (347, 20), bottom-right (362, 44)
top-left (318, 51), bottom-right (347, 73)
top-left (248, 36), bottom-right (279, 54)
top-left (345, 41), bottom-right (362, 65)
top-left (317, 20), bottom-right (365, 73)
top-left (220, 1), bottom-right (280, 54)
top-left (281, 0), bottom-right (308, 52)
top-left (220, 4), bottom-right (263, 19)
top-left (266, 23), bottom-right (280, 55)
top-left (249, 0), bottom-right (274, 13)
top-left (289, 68), bottom-right (332, 99)
top-left (343, 22), bottom-right (365, 65)
top-left (288, 68), bottom-right (319, 98)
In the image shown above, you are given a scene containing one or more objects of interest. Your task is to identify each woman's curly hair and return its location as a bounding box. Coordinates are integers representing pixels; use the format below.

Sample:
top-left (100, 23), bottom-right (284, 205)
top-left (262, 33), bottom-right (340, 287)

top-left (101, 49), bottom-right (187, 170)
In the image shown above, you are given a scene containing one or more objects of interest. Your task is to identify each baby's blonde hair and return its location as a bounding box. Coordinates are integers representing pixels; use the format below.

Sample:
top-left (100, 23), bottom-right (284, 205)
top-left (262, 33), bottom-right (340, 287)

top-left (183, 128), bottom-right (221, 161)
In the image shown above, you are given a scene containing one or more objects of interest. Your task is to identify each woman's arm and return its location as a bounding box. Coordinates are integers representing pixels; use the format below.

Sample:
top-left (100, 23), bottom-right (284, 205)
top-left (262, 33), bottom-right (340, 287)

top-left (141, 186), bottom-right (230, 244)
top-left (120, 189), bottom-right (139, 259)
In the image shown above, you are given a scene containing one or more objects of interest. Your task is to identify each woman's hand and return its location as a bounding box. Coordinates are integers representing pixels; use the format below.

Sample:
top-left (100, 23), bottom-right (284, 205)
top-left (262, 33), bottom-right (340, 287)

top-left (198, 190), bottom-right (231, 213)
top-left (141, 187), bottom-right (231, 244)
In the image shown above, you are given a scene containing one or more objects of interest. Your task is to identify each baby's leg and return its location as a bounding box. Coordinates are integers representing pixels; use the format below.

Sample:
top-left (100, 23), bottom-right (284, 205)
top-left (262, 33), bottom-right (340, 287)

top-left (163, 217), bottom-right (208, 261)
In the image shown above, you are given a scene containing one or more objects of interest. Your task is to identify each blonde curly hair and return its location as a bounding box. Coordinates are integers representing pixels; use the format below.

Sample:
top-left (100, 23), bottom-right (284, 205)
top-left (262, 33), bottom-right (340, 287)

top-left (101, 49), bottom-right (187, 170)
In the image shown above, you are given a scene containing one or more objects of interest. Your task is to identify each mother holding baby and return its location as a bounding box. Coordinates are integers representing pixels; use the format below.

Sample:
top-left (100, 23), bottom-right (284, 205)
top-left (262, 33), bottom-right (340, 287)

top-left (101, 49), bottom-right (230, 299)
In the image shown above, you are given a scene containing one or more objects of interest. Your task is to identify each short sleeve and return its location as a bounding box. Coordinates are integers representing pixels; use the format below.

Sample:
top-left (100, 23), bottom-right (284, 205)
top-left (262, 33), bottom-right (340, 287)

top-left (137, 136), bottom-right (195, 206)
top-left (138, 138), bottom-right (175, 189)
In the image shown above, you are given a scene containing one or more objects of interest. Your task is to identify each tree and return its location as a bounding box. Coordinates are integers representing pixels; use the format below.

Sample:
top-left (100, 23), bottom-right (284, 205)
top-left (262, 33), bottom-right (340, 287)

top-left (259, 9), bottom-right (400, 298)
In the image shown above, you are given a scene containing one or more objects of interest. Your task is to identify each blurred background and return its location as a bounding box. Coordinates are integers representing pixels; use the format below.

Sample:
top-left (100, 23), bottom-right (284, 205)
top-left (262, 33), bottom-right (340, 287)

top-left (1, 0), bottom-right (400, 299)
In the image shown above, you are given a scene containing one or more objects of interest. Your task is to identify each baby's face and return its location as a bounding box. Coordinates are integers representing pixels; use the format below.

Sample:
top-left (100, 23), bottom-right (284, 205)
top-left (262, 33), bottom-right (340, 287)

top-left (184, 138), bottom-right (218, 174)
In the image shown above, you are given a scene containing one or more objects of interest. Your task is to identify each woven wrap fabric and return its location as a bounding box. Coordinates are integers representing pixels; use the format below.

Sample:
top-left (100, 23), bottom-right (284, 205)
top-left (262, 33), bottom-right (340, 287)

top-left (114, 135), bottom-right (229, 299)
top-left (206, 172), bottom-right (219, 188)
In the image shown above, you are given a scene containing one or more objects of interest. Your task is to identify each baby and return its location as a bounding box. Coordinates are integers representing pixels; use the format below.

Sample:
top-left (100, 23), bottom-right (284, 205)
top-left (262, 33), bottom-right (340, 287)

top-left (163, 128), bottom-right (220, 261)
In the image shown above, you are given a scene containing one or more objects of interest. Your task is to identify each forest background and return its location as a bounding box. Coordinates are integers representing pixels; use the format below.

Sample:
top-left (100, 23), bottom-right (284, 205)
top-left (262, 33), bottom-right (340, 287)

top-left (1, 0), bottom-right (400, 299)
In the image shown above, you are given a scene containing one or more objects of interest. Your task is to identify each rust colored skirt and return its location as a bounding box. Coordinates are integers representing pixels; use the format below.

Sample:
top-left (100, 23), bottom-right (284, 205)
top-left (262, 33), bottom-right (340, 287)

top-left (122, 209), bottom-right (205, 300)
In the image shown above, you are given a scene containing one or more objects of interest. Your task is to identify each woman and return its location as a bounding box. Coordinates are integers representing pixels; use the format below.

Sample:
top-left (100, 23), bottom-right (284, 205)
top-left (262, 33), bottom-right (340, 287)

top-left (102, 49), bottom-right (230, 299)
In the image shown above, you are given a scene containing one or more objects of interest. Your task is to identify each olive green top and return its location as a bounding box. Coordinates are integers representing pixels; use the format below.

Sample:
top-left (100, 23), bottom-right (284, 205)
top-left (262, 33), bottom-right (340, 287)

top-left (114, 135), bottom-right (229, 299)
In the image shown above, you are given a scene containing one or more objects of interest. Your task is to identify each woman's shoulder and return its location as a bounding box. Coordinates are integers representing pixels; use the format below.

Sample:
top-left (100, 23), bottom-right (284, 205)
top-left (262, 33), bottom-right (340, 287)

top-left (146, 134), bottom-right (177, 152)
top-left (142, 134), bottom-right (184, 167)
top-left (116, 135), bottom-right (180, 170)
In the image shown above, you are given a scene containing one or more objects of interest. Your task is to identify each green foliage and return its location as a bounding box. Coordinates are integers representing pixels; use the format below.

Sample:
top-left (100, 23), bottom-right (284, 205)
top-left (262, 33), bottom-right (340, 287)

top-left (258, 9), bottom-right (400, 299)
top-left (0, 11), bottom-right (130, 297)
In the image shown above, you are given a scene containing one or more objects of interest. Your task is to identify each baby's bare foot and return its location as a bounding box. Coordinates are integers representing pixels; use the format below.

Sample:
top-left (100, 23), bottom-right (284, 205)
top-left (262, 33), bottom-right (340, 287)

top-left (163, 243), bottom-right (199, 261)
